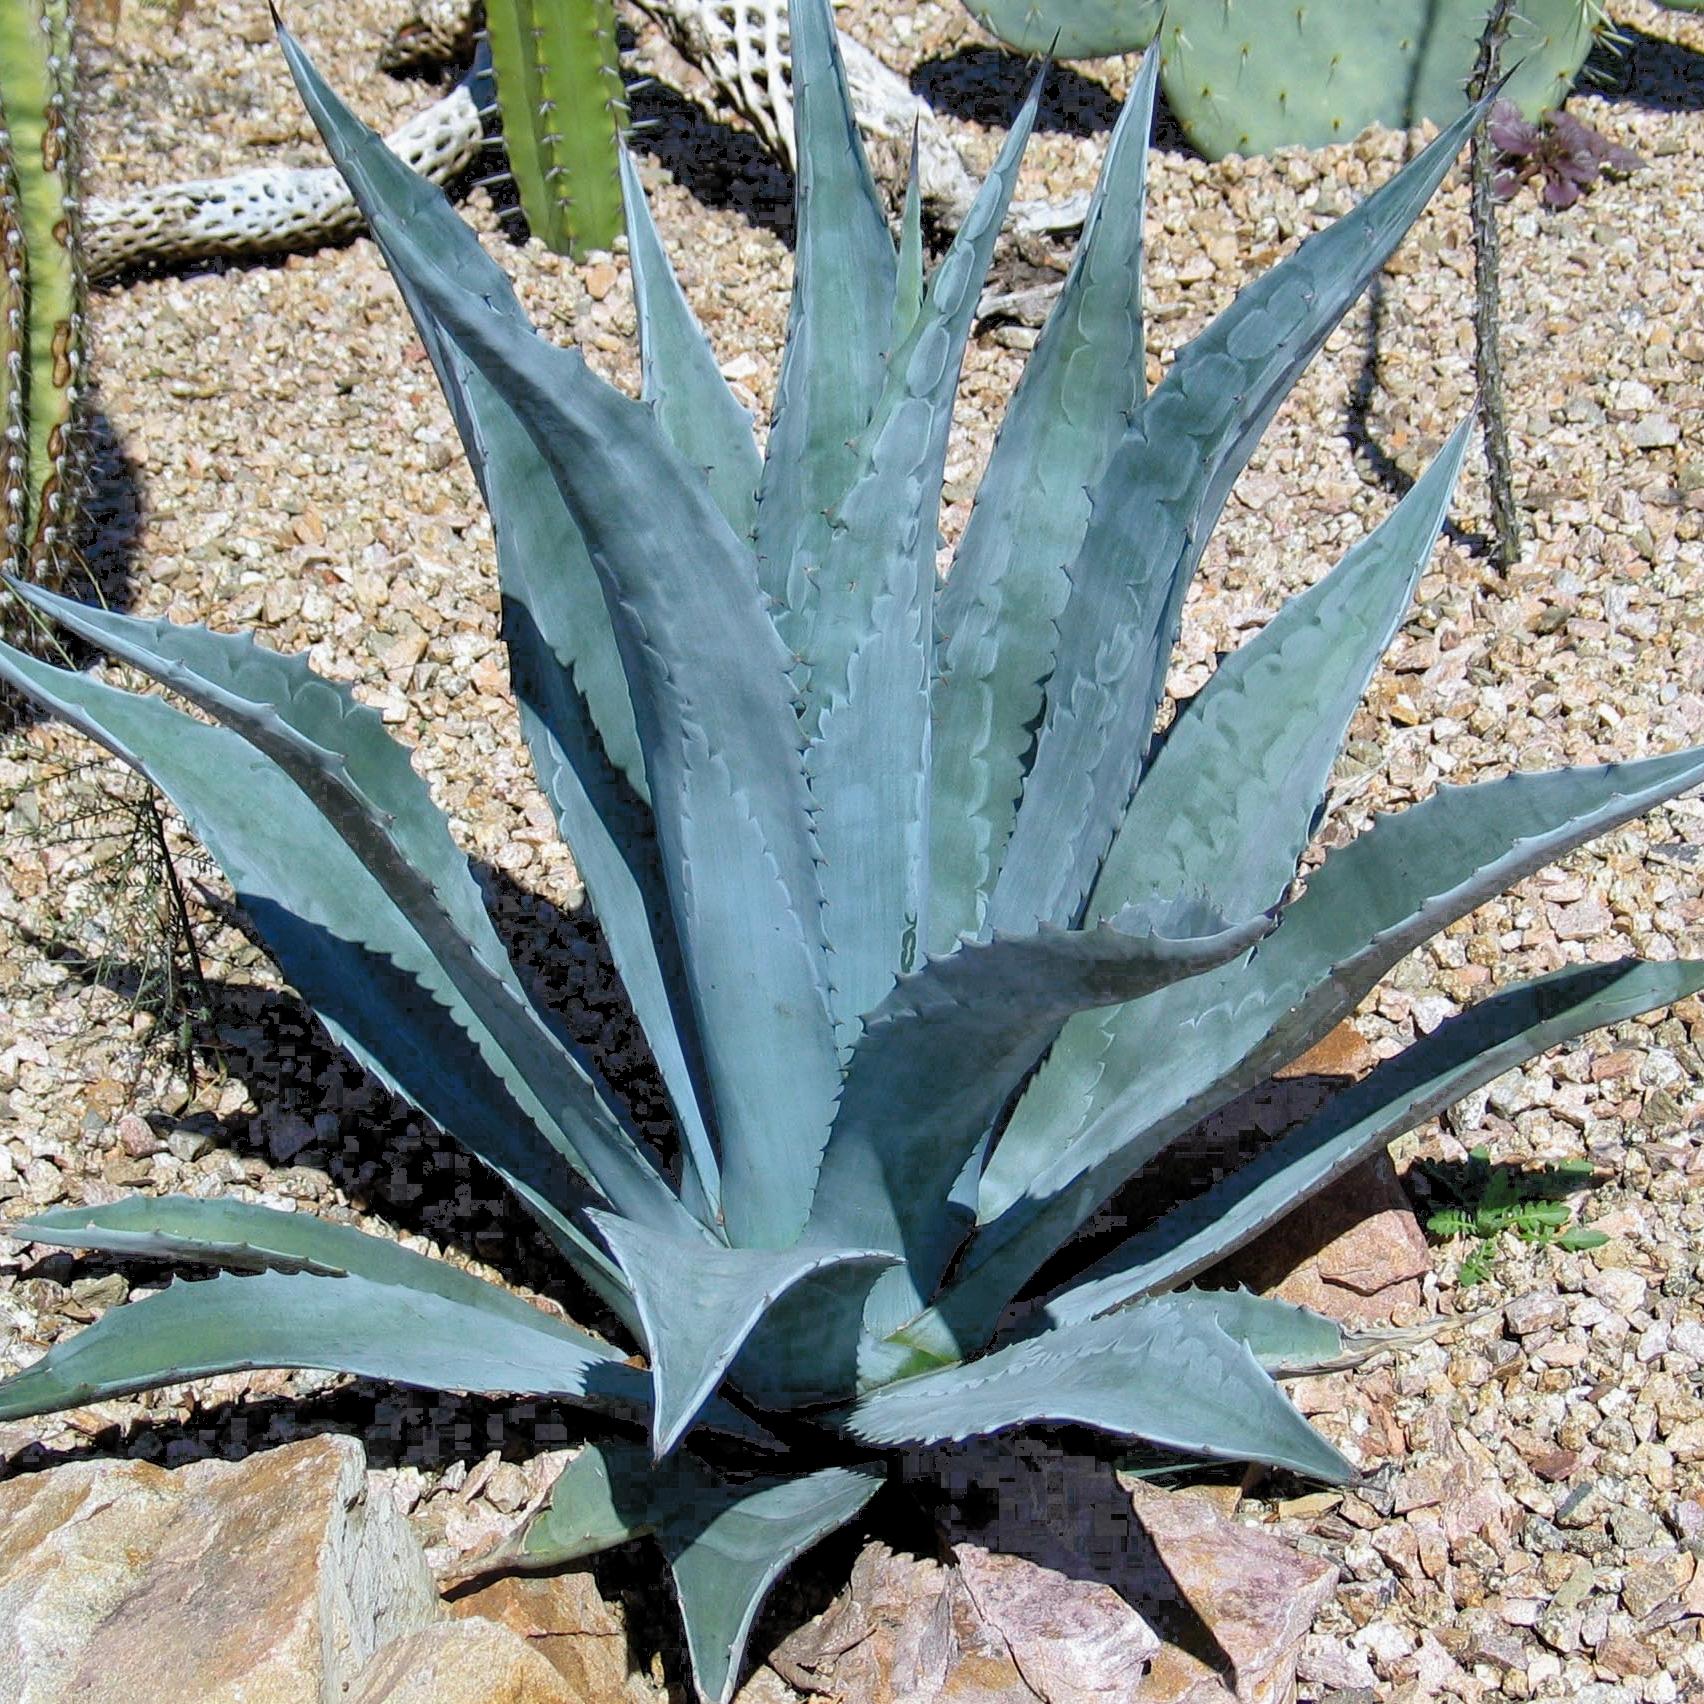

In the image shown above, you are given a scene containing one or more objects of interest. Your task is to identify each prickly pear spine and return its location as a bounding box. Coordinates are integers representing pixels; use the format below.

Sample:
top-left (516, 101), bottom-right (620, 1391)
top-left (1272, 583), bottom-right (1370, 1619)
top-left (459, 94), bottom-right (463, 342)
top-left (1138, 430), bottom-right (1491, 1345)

top-left (485, 0), bottom-right (627, 261)
top-left (0, 0), bottom-right (83, 582)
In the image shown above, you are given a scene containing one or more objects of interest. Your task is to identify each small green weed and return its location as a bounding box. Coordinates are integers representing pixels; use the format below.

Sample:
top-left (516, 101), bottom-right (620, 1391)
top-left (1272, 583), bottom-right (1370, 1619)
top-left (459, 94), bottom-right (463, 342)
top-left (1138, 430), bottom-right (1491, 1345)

top-left (1421, 1145), bottom-right (1608, 1286)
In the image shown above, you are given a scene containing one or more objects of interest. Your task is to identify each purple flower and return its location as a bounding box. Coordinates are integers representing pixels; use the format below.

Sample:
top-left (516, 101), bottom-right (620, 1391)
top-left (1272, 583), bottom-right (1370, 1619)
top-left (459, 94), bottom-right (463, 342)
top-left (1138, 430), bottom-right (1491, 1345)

top-left (1490, 100), bottom-right (1644, 210)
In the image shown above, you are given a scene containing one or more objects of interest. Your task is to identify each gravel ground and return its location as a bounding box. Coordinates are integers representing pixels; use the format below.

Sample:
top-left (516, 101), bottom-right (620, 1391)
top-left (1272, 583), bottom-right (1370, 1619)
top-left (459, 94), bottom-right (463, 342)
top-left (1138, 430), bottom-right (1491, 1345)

top-left (2, 0), bottom-right (1703, 1698)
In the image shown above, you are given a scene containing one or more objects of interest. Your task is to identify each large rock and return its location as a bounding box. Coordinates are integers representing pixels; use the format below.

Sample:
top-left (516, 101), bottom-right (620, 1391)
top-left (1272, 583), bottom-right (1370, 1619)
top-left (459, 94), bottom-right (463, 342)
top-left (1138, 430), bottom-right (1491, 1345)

top-left (447, 1573), bottom-right (660, 1702)
top-left (346, 1619), bottom-right (583, 1704)
top-left (772, 1443), bottom-right (1335, 1704)
top-left (0, 1435), bottom-right (440, 1704)
top-left (771, 1538), bottom-right (1139, 1702)
top-left (1125, 1481), bottom-right (1339, 1703)
top-left (1213, 1151), bottom-right (1430, 1329)
top-left (773, 1441), bottom-right (1162, 1701)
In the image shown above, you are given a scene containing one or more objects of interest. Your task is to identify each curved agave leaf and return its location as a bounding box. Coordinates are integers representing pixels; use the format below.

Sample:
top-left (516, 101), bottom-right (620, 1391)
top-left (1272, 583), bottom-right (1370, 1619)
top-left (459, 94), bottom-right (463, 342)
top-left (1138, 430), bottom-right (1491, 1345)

top-left (282, 34), bottom-right (842, 1251)
top-left (981, 420), bottom-right (1472, 1215)
top-left (620, 146), bottom-right (761, 539)
top-left (1096, 418), bottom-right (1472, 922)
top-left (0, 642), bottom-right (663, 1325)
top-left (929, 46), bottom-right (1159, 951)
top-left (281, 29), bottom-right (762, 1232)
top-left (13, 1194), bottom-right (449, 1285)
top-left (892, 129), bottom-right (925, 349)
top-left (839, 1295), bottom-right (1352, 1483)
top-left (1139, 1287), bottom-right (1347, 1374)
top-left (1041, 956), bottom-right (1704, 1326)
top-left (417, 293), bottom-right (841, 1251)
top-left (989, 100), bottom-right (1486, 936)
top-left (753, 0), bottom-right (898, 617)
top-left (2, 592), bottom-right (688, 1242)
top-left (500, 1440), bottom-right (885, 1704)
top-left (808, 899), bottom-right (1270, 1338)
top-left (281, 30), bottom-right (645, 806)
top-left (0, 1267), bottom-right (652, 1425)
top-left (8, 1193), bottom-right (626, 1341)
top-left (502, 598), bottom-right (721, 1227)
top-left (586, 1211), bottom-right (898, 1455)
top-left (274, 32), bottom-right (724, 1218)
top-left (10, 583), bottom-right (508, 976)
top-left (6, 1194), bottom-right (785, 1447)
top-left (804, 72), bottom-right (1043, 1043)
top-left (914, 741), bottom-right (1704, 1357)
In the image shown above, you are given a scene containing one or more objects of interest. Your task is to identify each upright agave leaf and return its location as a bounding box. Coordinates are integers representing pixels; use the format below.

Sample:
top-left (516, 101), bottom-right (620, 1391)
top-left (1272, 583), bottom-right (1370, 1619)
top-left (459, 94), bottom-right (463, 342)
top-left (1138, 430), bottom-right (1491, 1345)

top-left (2, 6), bottom-right (1699, 1701)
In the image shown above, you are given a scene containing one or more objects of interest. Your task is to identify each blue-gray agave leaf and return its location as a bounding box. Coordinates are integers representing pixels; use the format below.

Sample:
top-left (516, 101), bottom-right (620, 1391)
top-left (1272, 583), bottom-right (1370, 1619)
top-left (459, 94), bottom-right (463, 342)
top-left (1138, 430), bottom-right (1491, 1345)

top-left (619, 145), bottom-right (761, 538)
top-left (919, 744), bottom-right (1704, 1359)
top-left (753, 0), bottom-right (897, 618)
top-left (0, 1264), bottom-right (651, 1425)
top-left (489, 1440), bottom-right (885, 1704)
top-left (807, 899), bottom-right (1270, 1340)
top-left (10, 1200), bottom-right (801, 1451)
top-left (1157, 1288), bottom-right (1347, 1374)
top-left (981, 419), bottom-right (1474, 1218)
top-left (584, 1210), bottom-right (898, 1457)
top-left (839, 1294), bottom-right (1353, 1483)
top-left (1042, 956), bottom-right (1704, 1326)
top-left (4, 584), bottom-right (686, 1237)
top-left (929, 45), bottom-right (1159, 951)
top-left (0, 639), bottom-right (650, 1324)
top-left (286, 29), bottom-right (724, 1216)
top-left (803, 72), bottom-right (1042, 1045)
top-left (988, 100), bottom-right (1487, 938)
top-left (280, 29), bottom-right (842, 1252)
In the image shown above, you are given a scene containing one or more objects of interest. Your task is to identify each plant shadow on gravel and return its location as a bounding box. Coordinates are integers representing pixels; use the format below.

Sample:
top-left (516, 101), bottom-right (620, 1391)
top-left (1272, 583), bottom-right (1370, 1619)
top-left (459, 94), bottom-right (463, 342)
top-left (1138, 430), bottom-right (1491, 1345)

top-left (1585, 24), bottom-right (1704, 114)
top-left (1, 405), bottom-right (148, 700)
top-left (9, 860), bottom-right (675, 1336)
top-left (626, 74), bottom-right (797, 242)
top-left (911, 45), bottom-right (1124, 136)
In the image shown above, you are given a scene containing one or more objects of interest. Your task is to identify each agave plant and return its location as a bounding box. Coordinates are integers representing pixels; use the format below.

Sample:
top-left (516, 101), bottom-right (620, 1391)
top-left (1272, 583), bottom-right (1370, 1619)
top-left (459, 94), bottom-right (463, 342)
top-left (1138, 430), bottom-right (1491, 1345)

top-left (2, 4), bottom-right (1701, 1699)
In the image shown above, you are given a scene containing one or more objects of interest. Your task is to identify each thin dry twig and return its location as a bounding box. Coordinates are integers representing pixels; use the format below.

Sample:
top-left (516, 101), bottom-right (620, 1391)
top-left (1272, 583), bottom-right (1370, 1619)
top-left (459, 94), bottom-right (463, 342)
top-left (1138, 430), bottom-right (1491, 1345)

top-left (1467, 0), bottom-right (1522, 572)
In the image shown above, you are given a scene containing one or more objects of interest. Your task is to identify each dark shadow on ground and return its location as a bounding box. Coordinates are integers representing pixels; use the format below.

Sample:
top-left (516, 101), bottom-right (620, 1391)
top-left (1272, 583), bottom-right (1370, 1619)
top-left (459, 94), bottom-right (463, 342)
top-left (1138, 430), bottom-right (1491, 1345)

top-left (911, 44), bottom-right (1199, 154)
top-left (627, 74), bottom-right (797, 243)
top-left (1, 404), bottom-right (147, 724)
top-left (1580, 23), bottom-right (1704, 114)
top-left (10, 853), bottom-right (675, 1347)
top-left (1343, 276), bottom-right (1490, 557)
top-left (911, 46), bottom-right (1123, 135)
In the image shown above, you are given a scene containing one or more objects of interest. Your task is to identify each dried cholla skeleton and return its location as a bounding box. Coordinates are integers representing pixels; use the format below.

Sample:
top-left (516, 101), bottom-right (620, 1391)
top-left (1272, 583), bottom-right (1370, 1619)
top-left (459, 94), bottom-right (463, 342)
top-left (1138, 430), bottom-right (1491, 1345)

top-left (81, 67), bottom-right (485, 280)
top-left (80, 0), bottom-right (1082, 281)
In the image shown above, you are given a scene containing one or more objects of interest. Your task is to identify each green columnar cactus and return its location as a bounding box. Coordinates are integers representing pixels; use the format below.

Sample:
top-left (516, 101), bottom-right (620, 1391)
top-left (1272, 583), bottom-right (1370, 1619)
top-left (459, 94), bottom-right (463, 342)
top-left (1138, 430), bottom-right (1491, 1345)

top-left (0, 0), bottom-right (83, 583)
top-left (485, 0), bottom-right (628, 259)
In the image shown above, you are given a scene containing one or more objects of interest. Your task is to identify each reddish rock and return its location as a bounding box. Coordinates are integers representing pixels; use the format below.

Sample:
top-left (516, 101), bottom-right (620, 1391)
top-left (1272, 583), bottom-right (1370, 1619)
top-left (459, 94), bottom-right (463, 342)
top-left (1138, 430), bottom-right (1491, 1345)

top-left (769, 1539), bottom-right (1050, 1702)
top-left (1125, 1480), bottom-right (1339, 1703)
top-left (448, 1572), bottom-right (650, 1702)
top-left (1213, 1151), bottom-right (1430, 1329)
top-left (1276, 1020), bottom-right (1379, 1081)
top-left (773, 1443), bottom-right (1336, 1704)
top-left (1597, 1629), bottom-right (1658, 1680)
